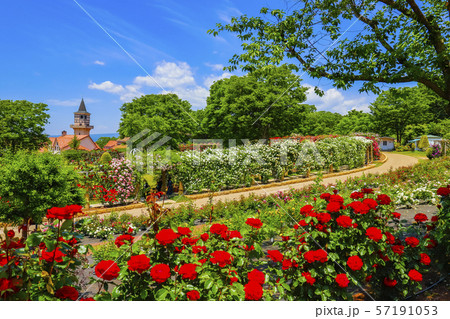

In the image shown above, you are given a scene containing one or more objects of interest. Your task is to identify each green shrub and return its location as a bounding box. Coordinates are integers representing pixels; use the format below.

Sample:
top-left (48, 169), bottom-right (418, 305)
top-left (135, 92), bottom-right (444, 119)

top-left (425, 147), bottom-right (433, 159)
top-left (418, 135), bottom-right (429, 150)
top-left (0, 151), bottom-right (84, 225)
top-left (62, 149), bottom-right (88, 162)
top-left (100, 151), bottom-right (112, 164)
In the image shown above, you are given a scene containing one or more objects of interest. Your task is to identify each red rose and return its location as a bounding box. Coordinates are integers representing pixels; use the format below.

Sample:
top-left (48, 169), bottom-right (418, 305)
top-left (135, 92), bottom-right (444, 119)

top-left (335, 274), bottom-right (350, 288)
top-left (350, 192), bottom-right (364, 199)
top-left (385, 232), bottom-right (395, 244)
top-left (405, 237), bottom-right (419, 248)
top-left (221, 230), bottom-right (242, 241)
top-left (267, 250), bottom-right (283, 263)
top-left (210, 223), bottom-right (228, 235)
top-left (46, 205), bottom-right (82, 220)
top-left (0, 278), bottom-right (13, 293)
top-left (426, 238), bottom-right (437, 249)
top-left (361, 188), bottom-right (374, 194)
top-left (326, 202), bottom-right (341, 213)
top-left (245, 218), bottom-right (263, 229)
top-left (366, 227), bottom-right (383, 242)
top-left (192, 246), bottom-right (207, 254)
top-left (316, 213), bottom-right (331, 224)
top-left (281, 236), bottom-right (290, 241)
top-left (210, 250), bottom-right (233, 267)
top-left (150, 264), bottom-right (171, 283)
top-left (437, 187), bottom-right (450, 196)
top-left (55, 286), bottom-right (79, 301)
top-left (383, 277), bottom-right (397, 287)
top-left (177, 227), bottom-right (192, 236)
top-left (377, 194), bottom-right (391, 205)
top-left (302, 272), bottom-right (316, 286)
top-left (186, 290), bottom-right (200, 301)
top-left (244, 282), bottom-right (263, 300)
top-left (248, 269), bottom-right (265, 285)
top-left (419, 253), bottom-right (431, 265)
top-left (314, 249), bottom-right (328, 263)
top-left (243, 245), bottom-right (255, 251)
top-left (329, 194), bottom-right (344, 204)
top-left (347, 256), bottom-right (363, 271)
top-left (182, 237), bottom-right (199, 246)
top-left (320, 193), bottom-right (331, 201)
top-left (365, 275), bottom-right (372, 282)
top-left (348, 201), bottom-right (370, 214)
top-left (80, 297), bottom-right (95, 301)
top-left (40, 247), bottom-right (65, 263)
top-left (127, 254), bottom-right (151, 274)
top-left (392, 212), bottom-right (401, 219)
top-left (7, 230), bottom-right (14, 238)
top-left (336, 215), bottom-right (353, 228)
top-left (431, 216), bottom-right (438, 222)
top-left (300, 205), bottom-right (314, 215)
top-left (362, 198), bottom-right (378, 210)
top-left (95, 260), bottom-right (120, 281)
top-left (177, 263), bottom-right (198, 280)
top-left (200, 233), bottom-right (209, 242)
top-left (414, 213), bottom-right (428, 223)
top-left (408, 269), bottom-right (422, 281)
top-left (230, 276), bottom-right (239, 285)
top-left (391, 245), bottom-right (405, 255)
top-left (115, 234), bottom-right (134, 248)
top-left (155, 229), bottom-right (179, 245)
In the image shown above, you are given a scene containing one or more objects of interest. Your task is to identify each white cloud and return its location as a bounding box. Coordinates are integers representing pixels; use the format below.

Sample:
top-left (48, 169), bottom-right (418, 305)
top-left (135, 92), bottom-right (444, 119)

top-left (134, 61), bottom-right (195, 88)
top-left (94, 60), bottom-right (105, 66)
top-left (46, 98), bottom-right (95, 107)
top-left (304, 84), bottom-right (371, 114)
top-left (89, 81), bottom-right (125, 94)
top-left (203, 72), bottom-right (232, 88)
top-left (205, 63), bottom-right (224, 71)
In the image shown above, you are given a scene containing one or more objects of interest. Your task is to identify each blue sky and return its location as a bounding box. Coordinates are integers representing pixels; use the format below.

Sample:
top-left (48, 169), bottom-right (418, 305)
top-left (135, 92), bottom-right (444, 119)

top-left (0, 0), bottom-right (398, 135)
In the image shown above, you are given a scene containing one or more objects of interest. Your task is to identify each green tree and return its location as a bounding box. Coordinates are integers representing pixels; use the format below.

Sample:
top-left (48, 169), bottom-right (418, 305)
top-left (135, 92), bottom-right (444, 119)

top-left (0, 100), bottom-right (50, 152)
top-left (335, 110), bottom-right (374, 135)
top-left (298, 111), bottom-right (343, 136)
top-left (209, 1), bottom-right (450, 116)
top-left (96, 136), bottom-right (118, 149)
top-left (0, 151), bottom-right (84, 227)
top-left (68, 135), bottom-right (80, 150)
top-left (119, 94), bottom-right (197, 148)
top-left (370, 87), bottom-right (432, 143)
top-left (202, 65), bottom-right (314, 140)
top-left (418, 135), bottom-right (430, 150)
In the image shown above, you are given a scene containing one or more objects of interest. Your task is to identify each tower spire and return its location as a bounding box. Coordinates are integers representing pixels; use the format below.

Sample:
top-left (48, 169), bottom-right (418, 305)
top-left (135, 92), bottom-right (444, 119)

top-left (78, 98), bottom-right (87, 113)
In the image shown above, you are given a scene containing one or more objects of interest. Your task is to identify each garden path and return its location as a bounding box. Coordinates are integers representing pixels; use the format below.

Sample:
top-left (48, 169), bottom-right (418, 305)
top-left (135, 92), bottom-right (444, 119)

top-left (121, 152), bottom-right (419, 217)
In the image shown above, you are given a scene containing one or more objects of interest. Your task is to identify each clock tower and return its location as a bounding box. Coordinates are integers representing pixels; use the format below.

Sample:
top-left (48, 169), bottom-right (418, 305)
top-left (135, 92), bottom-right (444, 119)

top-left (70, 98), bottom-right (94, 136)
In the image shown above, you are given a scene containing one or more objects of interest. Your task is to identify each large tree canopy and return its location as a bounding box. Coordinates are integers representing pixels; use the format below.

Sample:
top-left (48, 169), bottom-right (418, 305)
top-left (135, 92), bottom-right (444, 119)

top-left (0, 100), bottom-right (50, 152)
top-left (202, 65), bottom-right (314, 140)
top-left (118, 94), bottom-right (197, 149)
top-left (209, 0), bottom-right (450, 115)
top-left (370, 86), bottom-right (432, 143)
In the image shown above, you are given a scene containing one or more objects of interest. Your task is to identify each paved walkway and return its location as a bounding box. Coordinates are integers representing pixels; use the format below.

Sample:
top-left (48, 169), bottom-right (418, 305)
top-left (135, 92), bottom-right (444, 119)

top-left (118, 152), bottom-right (419, 217)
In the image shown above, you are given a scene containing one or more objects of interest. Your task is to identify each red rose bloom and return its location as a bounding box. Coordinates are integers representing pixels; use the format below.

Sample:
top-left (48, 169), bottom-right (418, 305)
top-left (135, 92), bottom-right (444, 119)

top-left (80, 297), bottom-right (95, 301)
top-left (347, 256), bottom-right (363, 271)
top-left (127, 254), bottom-right (151, 274)
top-left (40, 247), bottom-right (65, 263)
top-left (385, 232), bottom-right (395, 244)
top-left (182, 237), bottom-right (199, 246)
top-left (230, 277), bottom-right (239, 285)
top-left (414, 213), bottom-right (428, 223)
top-left (329, 194), bottom-right (344, 204)
top-left (210, 250), bottom-right (233, 267)
top-left (408, 269), bottom-right (422, 281)
top-left (221, 230), bottom-right (242, 241)
top-left (248, 269), bottom-right (265, 285)
top-left (244, 282), bottom-right (263, 301)
top-left (192, 245), bottom-right (207, 254)
top-left (320, 193), bottom-right (331, 201)
top-left (267, 250), bottom-right (284, 262)
top-left (419, 253), bottom-right (431, 265)
top-left (336, 215), bottom-right (353, 228)
top-left (405, 237), bottom-right (419, 248)
top-left (304, 249), bottom-right (328, 263)
top-left (350, 192), bottom-right (364, 199)
top-left (0, 278), bottom-right (13, 293)
top-left (392, 212), bottom-right (401, 219)
top-left (178, 263), bottom-right (198, 280)
top-left (177, 227), bottom-right (192, 236)
top-left (326, 202), bottom-right (341, 213)
top-left (392, 245), bottom-right (405, 255)
top-left (210, 223), bottom-right (228, 235)
top-left (348, 201), bottom-right (370, 214)
top-left (362, 198), bottom-right (378, 210)
top-left (377, 194), bottom-right (391, 205)
top-left (383, 277), bottom-right (397, 287)
top-left (316, 213), bottom-right (331, 224)
top-left (46, 205), bottom-right (82, 220)
top-left (55, 286), bottom-right (79, 301)
top-left (302, 272), bottom-right (316, 286)
top-left (7, 230), bottom-right (14, 238)
top-left (361, 188), bottom-right (374, 194)
top-left (437, 187), bottom-right (450, 196)
top-left (155, 229), bottom-right (179, 245)
top-left (300, 205), bottom-right (314, 215)
top-left (245, 218), bottom-right (263, 229)
top-left (95, 260), bottom-right (120, 281)
top-left (150, 264), bottom-right (171, 283)
top-left (186, 290), bottom-right (200, 301)
top-left (243, 245), bottom-right (255, 251)
top-left (366, 227), bottom-right (383, 242)
top-left (431, 216), bottom-right (438, 222)
top-left (200, 233), bottom-right (209, 242)
top-left (335, 274), bottom-right (350, 288)
top-left (115, 234), bottom-right (134, 248)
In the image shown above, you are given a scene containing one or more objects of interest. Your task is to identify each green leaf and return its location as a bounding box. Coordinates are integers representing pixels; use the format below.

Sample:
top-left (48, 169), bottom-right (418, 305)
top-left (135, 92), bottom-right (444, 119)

top-left (155, 288), bottom-right (169, 301)
top-left (204, 279), bottom-right (214, 290)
